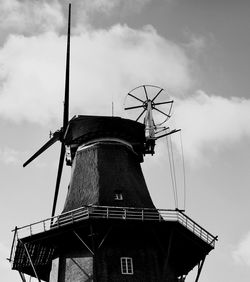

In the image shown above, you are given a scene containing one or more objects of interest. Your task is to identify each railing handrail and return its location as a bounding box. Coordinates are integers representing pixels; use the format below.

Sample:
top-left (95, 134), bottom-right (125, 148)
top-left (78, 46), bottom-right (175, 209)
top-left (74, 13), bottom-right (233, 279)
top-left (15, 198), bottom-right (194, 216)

top-left (177, 209), bottom-right (216, 240)
top-left (11, 205), bottom-right (87, 232)
top-left (10, 205), bottom-right (217, 262)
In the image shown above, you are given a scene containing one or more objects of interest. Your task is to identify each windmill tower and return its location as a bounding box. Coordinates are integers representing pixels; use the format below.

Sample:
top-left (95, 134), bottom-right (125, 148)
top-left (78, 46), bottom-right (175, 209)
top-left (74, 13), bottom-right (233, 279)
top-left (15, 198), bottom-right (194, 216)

top-left (9, 4), bottom-right (217, 282)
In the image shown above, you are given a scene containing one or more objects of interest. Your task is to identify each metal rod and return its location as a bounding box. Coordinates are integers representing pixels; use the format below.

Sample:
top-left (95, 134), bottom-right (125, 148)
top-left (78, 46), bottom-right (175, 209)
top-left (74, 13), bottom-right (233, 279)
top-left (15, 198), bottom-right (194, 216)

top-left (18, 271), bottom-right (27, 282)
top-left (124, 105), bottom-right (145, 110)
top-left (98, 227), bottom-right (113, 249)
top-left (153, 100), bottom-right (173, 106)
top-left (152, 88), bottom-right (163, 102)
top-left (136, 109), bottom-right (146, 121)
top-left (128, 93), bottom-right (144, 103)
top-left (195, 257), bottom-right (206, 282)
top-left (70, 258), bottom-right (91, 278)
top-left (143, 85), bottom-right (149, 100)
top-left (156, 129), bottom-right (181, 140)
top-left (153, 107), bottom-right (171, 117)
top-left (73, 231), bottom-right (94, 255)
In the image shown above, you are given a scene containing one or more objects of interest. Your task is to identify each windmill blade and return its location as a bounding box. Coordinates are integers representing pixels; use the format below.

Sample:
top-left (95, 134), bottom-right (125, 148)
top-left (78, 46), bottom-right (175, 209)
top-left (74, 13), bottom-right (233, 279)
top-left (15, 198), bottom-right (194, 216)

top-left (51, 143), bottom-right (65, 218)
top-left (23, 131), bottom-right (62, 167)
top-left (51, 4), bottom-right (71, 218)
top-left (63, 3), bottom-right (71, 131)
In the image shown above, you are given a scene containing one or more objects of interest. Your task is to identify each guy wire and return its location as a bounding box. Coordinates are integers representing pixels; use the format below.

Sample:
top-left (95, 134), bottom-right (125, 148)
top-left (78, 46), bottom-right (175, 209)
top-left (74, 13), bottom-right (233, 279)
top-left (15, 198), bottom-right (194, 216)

top-left (166, 134), bottom-right (178, 208)
top-left (169, 133), bottom-right (178, 208)
top-left (179, 130), bottom-right (186, 211)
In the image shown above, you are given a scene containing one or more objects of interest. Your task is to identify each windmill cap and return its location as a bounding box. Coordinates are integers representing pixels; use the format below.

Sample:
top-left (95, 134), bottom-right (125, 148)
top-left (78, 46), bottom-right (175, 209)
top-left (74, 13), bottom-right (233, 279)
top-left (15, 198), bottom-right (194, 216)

top-left (64, 115), bottom-right (146, 151)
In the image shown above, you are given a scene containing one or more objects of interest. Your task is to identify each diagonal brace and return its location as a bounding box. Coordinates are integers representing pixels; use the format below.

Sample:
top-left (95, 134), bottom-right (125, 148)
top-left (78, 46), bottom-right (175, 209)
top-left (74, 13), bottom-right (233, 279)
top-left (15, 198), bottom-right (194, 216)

top-left (195, 256), bottom-right (206, 282)
top-left (73, 231), bottom-right (94, 255)
top-left (18, 271), bottom-right (26, 282)
top-left (98, 227), bottom-right (113, 249)
top-left (70, 258), bottom-right (92, 279)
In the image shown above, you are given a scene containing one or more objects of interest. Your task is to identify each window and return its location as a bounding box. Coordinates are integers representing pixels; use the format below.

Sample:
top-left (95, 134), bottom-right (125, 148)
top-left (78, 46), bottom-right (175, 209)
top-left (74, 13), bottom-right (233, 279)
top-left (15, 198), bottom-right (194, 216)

top-left (120, 257), bottom-right (133, 275)
top-left (114, 190), bottom-right (123, 201)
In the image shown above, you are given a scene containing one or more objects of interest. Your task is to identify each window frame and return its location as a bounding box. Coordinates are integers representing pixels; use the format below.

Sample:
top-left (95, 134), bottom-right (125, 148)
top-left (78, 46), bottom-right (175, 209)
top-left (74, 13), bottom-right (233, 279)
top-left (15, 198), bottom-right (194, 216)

top-left (120, 257), bottom-right (133, 275)
top-left (114, 190), bottom-right (123, 201)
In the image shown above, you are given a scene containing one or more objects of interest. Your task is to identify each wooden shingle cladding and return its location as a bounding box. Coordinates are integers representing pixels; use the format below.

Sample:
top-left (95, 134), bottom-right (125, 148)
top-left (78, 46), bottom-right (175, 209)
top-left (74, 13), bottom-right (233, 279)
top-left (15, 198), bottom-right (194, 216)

top-left (63, 142), bottom-right (156, 213)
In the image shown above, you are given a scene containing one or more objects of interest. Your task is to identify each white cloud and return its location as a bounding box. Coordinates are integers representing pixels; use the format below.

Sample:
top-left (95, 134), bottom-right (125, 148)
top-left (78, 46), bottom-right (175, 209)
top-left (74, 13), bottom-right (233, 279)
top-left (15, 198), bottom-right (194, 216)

top-left (1, 1), bottom-right (250, 163)
top-left (0, 24), bottom-right (192, 124)
top-left (0, 0), bottom-right (64, 34)
top-left (0, 147), bottom-right (25, 165)
top-left (1, 20), bottom-right (250, 163)
top-left (171, 91), bottom-right (250, 162)
top-left (77, 0), bottom-right (150, 14)
top-left (74, 0), bottom-right (153, 32)
top-left (185, 33), bottom-right (206, 53)
top-left (233, 231), bottom-right (250, 266)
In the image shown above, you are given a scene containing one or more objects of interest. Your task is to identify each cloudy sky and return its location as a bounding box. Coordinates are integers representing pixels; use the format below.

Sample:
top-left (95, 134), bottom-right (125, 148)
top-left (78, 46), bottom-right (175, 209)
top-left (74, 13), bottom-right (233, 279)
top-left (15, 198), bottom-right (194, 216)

top-left (1, 0), bottom-right (250, 281)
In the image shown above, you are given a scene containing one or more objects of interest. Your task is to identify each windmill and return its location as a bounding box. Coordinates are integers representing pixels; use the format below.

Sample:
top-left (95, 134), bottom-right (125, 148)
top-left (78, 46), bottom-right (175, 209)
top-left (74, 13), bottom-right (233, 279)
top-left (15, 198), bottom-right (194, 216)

top-left (9, 4), bottom-right (217, 282)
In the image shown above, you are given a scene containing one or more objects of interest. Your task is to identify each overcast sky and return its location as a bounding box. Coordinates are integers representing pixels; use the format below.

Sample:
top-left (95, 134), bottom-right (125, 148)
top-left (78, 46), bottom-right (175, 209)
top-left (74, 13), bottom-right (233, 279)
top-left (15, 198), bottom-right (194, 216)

top-left (1, 0), bottom-right (250, 281)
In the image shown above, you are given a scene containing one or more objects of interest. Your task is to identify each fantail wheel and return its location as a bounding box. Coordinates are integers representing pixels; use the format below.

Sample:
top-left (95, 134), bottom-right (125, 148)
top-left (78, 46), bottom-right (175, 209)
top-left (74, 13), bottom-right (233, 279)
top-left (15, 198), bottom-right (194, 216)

top-left (124, 85), bottom-right (173, 139)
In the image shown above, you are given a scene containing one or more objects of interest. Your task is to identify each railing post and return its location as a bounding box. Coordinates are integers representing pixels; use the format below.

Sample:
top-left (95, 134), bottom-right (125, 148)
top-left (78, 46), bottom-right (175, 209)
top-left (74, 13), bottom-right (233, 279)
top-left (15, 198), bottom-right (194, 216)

top-left (43, 220), bottom-right (46, 232)
top-left (9, 226), bottom-right (18, 263)
top-left (107, 207), bottom-right (109, 219)
top-left (29, 225), bottom-right (32, 236)
top-left (142, 209), bottom-right (144, 221)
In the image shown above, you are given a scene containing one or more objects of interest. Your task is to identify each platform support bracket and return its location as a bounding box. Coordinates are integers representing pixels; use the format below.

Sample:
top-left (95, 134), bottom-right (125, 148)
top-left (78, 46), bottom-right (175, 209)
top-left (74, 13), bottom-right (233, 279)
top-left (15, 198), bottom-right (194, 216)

top-left (98, 226), bottom-right (113, 249)
top-left (195, 256), bottom-right (206, 282)
top-left (73, 230), bottom-right (94, 255)
top-left (18, 271), bottom-right (26, 282)
top-left (70, 257), bottom-right (93, 281)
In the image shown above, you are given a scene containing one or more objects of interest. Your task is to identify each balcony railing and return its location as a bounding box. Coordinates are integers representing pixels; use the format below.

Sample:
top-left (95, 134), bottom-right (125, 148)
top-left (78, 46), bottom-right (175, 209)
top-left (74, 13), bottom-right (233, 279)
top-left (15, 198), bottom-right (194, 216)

top-left (9, 205), bottom-right (217, 264)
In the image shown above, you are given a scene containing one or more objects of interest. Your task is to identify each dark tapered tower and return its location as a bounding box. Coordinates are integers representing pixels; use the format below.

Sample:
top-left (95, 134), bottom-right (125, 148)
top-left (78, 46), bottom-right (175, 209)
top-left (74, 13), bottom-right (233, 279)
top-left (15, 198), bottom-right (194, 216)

top-left (9, 5), bottom-right (216, 282)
